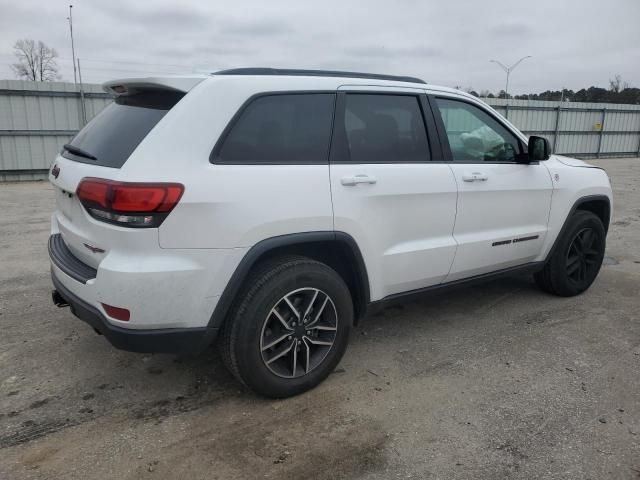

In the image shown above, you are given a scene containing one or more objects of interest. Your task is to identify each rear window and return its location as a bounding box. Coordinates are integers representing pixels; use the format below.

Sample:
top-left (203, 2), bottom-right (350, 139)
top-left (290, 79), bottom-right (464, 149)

top-left (62, 90), bottom-right (184, 168)
top-left (343, 94), bottom-right (431, 163)
top-left (214, 93), bottom-right (335, 164)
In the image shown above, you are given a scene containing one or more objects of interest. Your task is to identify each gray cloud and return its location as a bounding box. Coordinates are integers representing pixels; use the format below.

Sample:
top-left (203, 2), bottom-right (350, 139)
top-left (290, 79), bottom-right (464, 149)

top-left (489, 22), bottom-right (534, 37)
top-left (219, 18), bottom-right (293, 37)
top-left (343, 45), bottom-right (442, 59)
top-left (153, 43), bottom-right (253, 58)
top-left (0, 0), bottom-right (637, 93)
top-left (93, 3), bottom-right (210, 28)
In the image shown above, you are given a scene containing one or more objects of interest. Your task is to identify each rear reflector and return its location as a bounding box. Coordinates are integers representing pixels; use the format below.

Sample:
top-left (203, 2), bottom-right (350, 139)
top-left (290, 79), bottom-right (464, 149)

top-left (77, 178), bottom-right (184, 228)
top-left (102, 303), bottom-right (130, 321)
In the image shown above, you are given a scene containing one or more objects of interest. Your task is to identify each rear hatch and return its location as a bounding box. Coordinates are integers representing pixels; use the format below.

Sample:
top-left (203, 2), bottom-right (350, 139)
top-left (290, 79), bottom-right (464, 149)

top-left (49, 77), bottom-right (204, 270)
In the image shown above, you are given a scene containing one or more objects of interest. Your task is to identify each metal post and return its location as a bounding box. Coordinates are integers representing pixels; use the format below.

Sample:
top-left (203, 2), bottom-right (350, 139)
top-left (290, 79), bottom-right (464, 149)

top-left (504, 103), bottom-right (509, 120)
top-left (77, 58), bottom-right (87, 125)
top-left (68, 5), bottom-right (77, 85)
top-left (553, 106), bottom-right (561, 153)
top-left (505, 71), bottom-right (510, 99)
top-left (596, 108), bottom-right (606, 158)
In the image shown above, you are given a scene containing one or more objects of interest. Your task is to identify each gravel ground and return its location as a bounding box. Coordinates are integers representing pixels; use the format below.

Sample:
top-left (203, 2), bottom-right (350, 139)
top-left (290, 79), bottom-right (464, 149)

top-left (1, 158), bottom-right (639, 479)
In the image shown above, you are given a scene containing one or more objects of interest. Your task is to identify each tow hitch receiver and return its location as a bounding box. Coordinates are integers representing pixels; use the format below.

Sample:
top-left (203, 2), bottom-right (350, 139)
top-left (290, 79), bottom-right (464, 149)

top-left (52, 289), bottom-right (69, 308)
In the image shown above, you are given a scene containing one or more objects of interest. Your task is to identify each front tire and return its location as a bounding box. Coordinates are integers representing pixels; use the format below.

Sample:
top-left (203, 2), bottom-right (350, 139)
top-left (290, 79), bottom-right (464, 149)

top-left (534, 210), bottom-right (606, 296)
top-left (220, 256), bottom-right (353, 398)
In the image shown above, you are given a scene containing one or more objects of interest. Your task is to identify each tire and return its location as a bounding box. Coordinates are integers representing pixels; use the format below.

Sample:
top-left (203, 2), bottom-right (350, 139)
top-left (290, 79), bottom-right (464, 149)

top-left (534, 210), bottom-right (606, 296)
top-left (220, 255), bottom-right (353, 398)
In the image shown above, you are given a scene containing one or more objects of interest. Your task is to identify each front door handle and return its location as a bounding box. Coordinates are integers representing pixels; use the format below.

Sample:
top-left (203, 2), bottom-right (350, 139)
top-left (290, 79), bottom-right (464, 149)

top-left (462, 172), bottom-right (489, 182)
top-left (341, 174), bottom-right (377, 186)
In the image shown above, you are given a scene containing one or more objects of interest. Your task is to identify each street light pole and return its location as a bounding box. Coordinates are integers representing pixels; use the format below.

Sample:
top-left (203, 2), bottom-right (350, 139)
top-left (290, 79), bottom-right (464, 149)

top-left (67, 4), bottom-right (77, 85)
top-left (489, 56), bottom-right (532, 99)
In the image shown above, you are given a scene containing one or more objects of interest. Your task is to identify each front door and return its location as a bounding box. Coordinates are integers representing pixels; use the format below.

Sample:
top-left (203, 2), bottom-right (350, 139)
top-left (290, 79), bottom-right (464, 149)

top-left (329, 89), bottom-right (458, 300)
top-left (431, 96), bottom-right (553, 282)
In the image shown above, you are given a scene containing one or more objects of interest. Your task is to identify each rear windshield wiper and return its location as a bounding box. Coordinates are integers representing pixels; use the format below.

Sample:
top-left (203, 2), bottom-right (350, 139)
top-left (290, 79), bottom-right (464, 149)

top-left (63, 144), bottom-right (97, 161)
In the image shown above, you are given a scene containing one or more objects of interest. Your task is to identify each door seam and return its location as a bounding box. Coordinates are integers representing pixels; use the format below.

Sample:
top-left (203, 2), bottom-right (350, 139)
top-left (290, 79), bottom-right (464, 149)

top-left (445, 163), bottom-right (460, 278)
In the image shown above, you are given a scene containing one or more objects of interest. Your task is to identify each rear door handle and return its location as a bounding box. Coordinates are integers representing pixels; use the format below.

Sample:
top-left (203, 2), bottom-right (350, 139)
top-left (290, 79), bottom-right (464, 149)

top-left (341, 174), bottom-right (377, 186)
top-left (462, 172), bottom-right (488, 182)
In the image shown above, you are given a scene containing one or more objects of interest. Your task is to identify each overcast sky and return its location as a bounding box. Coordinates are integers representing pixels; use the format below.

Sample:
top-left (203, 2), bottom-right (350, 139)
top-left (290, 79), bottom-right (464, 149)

top-left (0, 0), bottom-right (638, 93)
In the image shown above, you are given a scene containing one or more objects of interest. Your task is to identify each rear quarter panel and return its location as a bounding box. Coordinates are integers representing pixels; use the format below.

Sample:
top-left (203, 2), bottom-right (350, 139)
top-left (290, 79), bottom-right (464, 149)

top-left (140, 76), bottom-right (338, 249)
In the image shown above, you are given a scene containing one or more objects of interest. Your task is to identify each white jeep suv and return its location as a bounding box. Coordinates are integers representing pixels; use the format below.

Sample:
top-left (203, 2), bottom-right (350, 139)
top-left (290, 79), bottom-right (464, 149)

top-left (49, 68), bottom-right (612, 397)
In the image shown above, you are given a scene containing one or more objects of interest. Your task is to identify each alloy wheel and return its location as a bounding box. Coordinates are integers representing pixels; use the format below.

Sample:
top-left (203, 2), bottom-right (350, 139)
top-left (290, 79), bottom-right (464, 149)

top-left (566, 227), bottom-right (602, 285)
top-left (259, 287), bottom-right (338, 379)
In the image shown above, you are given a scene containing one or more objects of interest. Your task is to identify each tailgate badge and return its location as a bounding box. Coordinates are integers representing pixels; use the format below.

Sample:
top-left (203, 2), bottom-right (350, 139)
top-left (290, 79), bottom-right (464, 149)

top-left (51, 164), bottom-right (60, 178)
top-left (83, 243), bottom-right (105, 254)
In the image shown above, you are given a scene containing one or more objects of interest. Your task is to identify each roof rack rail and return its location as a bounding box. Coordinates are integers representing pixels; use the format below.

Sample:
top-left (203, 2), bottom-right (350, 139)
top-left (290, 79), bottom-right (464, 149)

top-left (213, 68), bottom-right (426, 84)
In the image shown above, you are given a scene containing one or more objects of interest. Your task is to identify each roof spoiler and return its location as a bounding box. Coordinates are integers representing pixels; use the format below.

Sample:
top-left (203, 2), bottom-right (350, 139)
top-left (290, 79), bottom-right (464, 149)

top-left (102, 76), bottom-right (206, 96)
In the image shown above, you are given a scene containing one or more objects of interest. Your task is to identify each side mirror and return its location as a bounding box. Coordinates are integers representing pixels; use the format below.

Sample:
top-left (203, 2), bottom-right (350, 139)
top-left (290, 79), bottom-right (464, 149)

top-left (528, 136), bottom-right (550, 161)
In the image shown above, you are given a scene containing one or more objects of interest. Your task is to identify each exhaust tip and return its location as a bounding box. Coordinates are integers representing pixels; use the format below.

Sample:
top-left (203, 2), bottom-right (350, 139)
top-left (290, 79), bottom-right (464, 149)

top-left (52, 290), bottom-right (69, 308)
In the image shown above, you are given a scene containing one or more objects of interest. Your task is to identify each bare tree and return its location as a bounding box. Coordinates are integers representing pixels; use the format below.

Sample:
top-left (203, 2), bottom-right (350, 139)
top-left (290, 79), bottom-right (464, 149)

top-left (609, 74), bottom-right (628, 93)
top-left (11, 39), bottom-right (60, 81)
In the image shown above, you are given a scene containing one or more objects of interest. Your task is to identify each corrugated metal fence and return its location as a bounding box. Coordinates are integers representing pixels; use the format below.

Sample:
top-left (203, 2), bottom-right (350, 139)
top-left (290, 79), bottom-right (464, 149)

top-left (485, 98), bottom-right (640, 159)
top-left (0, 80), bottom-right (112, 181)
top-left (0, 81), bottom-right (639, 181)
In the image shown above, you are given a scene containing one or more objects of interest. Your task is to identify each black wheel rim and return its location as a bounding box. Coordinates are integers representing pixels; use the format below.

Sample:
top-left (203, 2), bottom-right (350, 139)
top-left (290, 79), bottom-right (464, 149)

top-left (260, 288), bottom-right (338, 379)
top-left (566, 227), bottom-right (602, 285)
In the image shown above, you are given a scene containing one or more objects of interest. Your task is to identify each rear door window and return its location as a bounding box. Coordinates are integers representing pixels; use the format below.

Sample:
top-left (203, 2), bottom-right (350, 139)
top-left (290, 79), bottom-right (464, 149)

top-left (341, 94), bottom-right (431, 163)
top-left (62, 90), bottom-right (184, 168)
top-left (214, 93), bottom-right (335, 164)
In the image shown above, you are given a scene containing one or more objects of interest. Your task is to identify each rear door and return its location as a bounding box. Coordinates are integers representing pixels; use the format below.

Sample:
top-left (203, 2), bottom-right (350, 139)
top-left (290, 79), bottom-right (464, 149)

top-left (430, 95), bottom-right (553, 281)
top-left (329, 88), bottom-right (458, 301)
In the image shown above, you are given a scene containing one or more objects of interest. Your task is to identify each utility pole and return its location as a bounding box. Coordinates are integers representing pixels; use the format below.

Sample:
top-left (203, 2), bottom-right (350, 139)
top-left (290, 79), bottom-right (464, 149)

top-left (77, 58), bottom-right (87, 125)
top-left (67, 4), bottom-right (85, 128)
top-left (67, 4), bottom-right (77, 85)
top-left (489, 56), bottom-right (532, 99)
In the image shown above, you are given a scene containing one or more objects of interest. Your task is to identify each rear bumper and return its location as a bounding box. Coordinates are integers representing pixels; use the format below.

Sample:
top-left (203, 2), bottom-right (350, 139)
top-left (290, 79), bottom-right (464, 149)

top-left (49, 233), bottom-right (97, 284)
top-left (52, 271), bottom-right (218, 354)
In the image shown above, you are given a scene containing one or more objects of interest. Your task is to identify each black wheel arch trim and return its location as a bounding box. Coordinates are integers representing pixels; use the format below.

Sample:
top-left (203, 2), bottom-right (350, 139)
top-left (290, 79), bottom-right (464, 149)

top-left (544, 194), bottom-right (611, 262)
top-left (207, 231), bottom-right (370, 329)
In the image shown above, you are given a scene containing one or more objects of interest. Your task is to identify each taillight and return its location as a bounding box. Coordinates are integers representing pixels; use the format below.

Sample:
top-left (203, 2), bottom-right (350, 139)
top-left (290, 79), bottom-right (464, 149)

top-left (77, 178), bottom-right (184, 228)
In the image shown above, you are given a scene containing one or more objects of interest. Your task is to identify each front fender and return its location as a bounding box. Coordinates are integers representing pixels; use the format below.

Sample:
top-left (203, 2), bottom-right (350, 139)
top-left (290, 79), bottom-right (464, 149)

top-left (538, 160), bottom-right (612, 261)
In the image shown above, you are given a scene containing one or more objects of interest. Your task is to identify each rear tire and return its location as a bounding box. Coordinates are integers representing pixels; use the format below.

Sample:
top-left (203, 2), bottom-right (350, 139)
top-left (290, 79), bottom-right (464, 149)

top-left (534, 210), bottom-right (606, 296)
top-left (220, 256), bottom-right (353, 398)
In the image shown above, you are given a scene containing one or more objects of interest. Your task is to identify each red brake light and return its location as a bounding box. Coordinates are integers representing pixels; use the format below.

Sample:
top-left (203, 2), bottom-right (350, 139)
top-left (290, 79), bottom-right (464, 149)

top-left (77, 178), bottom-right (184, 228)
top-left (77, 180), bottom-right (109, 209)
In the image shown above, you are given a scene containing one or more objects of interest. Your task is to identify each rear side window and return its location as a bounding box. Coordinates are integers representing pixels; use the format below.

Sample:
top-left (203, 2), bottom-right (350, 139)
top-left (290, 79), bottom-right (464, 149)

top-left (62, 90), bottom-right (184, 168)
top-left (215, 94), bottom-right (335, 164)
top-left (342, 94), bottom-right (430, 163)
